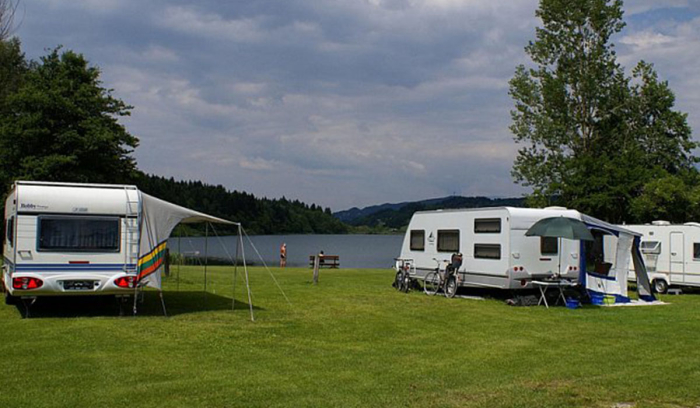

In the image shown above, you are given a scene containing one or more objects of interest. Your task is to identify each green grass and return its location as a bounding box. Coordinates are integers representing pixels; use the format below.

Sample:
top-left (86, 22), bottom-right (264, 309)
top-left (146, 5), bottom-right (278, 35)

top-left (1, 267), bottom-right (700, 408)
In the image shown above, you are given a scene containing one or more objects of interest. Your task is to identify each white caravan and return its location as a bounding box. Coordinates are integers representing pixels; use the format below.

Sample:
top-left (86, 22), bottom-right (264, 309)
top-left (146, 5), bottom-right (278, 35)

top-left (397, 207), bottom-right (586, 290)
top-left (397, 206), bottom-right (655, 301)
top-left (3, 181), bottom-right (142, 301)
top-left (623, 221), bottom-right (700, 293)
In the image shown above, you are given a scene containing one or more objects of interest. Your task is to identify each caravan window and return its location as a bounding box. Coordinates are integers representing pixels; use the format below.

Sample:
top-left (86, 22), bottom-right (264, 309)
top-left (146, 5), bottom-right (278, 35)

top-left (474, 244), bottom-right (501, 260)
top-left (38, 216), bottom-right (120, 252)
top-left (540, 237), bottom-right (558, 255)
top-left (474, 218), bottom-right (501, 233)
top-left (410, 230), bottom-right (425, 251)
top-left (694, 243), bottom-right (700, 260)
top-left (5, 216), bottom-right (14, 247)
top-left (437, 230), bottom-right (459, 252)
top-left (640, 241), bottom-right (661, 255)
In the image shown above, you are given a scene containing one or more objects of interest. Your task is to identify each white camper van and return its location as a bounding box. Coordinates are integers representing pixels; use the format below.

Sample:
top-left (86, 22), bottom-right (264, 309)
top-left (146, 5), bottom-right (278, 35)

top-left (3, 181), bottom-right (141, 303)
top-left (623, 221), bottom-right (700, 293)
top-left (396, 206), bottom-right (654, 300)
top-left (396, 207), bottom-right (585, 290)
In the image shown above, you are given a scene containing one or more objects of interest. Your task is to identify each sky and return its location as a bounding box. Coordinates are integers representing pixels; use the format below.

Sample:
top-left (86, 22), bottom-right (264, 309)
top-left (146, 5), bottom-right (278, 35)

top-left (12, 0), bottom-right (700, 211)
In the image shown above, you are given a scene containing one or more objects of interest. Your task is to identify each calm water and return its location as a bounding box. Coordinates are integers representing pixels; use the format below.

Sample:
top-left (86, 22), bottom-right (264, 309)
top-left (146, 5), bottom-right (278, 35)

top-left (168, 234), bottom-right (404, 269)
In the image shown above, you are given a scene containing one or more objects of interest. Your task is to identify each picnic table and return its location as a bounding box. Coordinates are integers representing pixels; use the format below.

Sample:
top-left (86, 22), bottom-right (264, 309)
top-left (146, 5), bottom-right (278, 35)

top-left (309, 255), bottom-right (340, 269)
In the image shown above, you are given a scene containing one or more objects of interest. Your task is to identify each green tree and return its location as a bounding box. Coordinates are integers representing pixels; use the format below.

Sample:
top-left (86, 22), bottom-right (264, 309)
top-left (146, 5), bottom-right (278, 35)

top-left (510, 0), bottom-right (696, 222)
top-left (0, 47), bottom-right (139, 187)
top-left (629, 175), bottom-right (699, 223)
top-left (0, 37), bottom-right (26, 109)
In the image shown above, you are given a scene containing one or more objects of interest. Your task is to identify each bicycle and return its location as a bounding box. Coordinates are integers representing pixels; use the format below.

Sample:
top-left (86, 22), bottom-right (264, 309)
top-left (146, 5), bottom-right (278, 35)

top-left (424, 253), bottom-right (462, 298)
top-left (393, 258), bottom-right (413, 293)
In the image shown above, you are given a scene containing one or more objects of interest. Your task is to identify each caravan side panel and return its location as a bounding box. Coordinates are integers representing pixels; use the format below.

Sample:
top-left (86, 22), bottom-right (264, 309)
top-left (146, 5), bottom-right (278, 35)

top-left (626, 224), bottom-right (700, 289)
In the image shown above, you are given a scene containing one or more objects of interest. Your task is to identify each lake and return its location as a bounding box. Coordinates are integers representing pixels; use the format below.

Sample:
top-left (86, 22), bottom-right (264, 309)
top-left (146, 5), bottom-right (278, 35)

top-left (168, 234), bottom-right (404, 269)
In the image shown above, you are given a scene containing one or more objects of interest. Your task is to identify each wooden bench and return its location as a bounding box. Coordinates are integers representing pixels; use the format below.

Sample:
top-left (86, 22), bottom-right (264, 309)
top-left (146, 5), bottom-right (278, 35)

top-left (309, 255), bottom-right (340, 269)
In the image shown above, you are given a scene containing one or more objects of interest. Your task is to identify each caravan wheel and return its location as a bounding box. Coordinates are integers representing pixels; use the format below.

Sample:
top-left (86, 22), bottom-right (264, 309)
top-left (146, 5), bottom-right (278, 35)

top-left (652, 279), bottom-right (668, 294)
top-left (4, 290), bottom-right (17, 306)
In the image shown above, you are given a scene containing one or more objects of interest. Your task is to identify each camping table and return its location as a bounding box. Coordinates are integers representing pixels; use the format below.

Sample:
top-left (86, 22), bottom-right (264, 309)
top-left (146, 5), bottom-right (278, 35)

top-left (532, 279), bottom-right (577, 308)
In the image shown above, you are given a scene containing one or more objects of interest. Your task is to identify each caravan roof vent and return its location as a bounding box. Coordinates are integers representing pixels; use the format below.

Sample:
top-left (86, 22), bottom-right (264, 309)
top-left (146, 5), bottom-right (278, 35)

top-left (544, 206), bottom-right (567, 210)
top-left (651, 220), bottom-right (671, 226)
top-left (684, 222), bottom-right (700, 228)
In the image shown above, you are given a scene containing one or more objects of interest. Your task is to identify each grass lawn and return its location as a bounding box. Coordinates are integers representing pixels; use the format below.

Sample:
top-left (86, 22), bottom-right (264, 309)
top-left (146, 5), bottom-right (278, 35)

top-left (1, 266), bottom-right (699, 408)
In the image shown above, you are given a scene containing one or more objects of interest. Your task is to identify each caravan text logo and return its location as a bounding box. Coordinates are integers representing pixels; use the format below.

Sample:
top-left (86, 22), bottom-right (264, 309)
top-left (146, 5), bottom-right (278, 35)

top-left (20, 203), bottom-right (49, 211)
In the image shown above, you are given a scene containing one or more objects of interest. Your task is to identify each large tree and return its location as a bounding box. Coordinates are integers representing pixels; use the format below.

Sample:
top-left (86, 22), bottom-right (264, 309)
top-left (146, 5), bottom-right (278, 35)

top-left (509, 0), bottom-right (696, 222)
top-left (0, 47), bottom-right (139, 187)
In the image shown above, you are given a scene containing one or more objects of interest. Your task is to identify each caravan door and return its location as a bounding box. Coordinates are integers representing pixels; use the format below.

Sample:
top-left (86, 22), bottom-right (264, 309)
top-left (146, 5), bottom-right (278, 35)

top-left (670, 232), bottom-right (685, 283)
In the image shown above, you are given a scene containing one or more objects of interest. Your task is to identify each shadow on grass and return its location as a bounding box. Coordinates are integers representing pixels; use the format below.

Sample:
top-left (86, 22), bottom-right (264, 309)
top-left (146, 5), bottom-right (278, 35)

top-left (13, 291), bottom-right (263, 318)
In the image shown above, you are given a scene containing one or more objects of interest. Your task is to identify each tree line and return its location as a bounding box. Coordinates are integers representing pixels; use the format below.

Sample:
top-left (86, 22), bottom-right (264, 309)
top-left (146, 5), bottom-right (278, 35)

top-left (136, 174), bottom-right (347, 234)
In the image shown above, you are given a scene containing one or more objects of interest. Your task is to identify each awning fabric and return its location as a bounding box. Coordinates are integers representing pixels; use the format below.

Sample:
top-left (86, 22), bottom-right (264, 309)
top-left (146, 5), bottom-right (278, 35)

top-left (579, 214), bottom-right (655, 301)
top-left (137, 192), bottom-right (237, 289)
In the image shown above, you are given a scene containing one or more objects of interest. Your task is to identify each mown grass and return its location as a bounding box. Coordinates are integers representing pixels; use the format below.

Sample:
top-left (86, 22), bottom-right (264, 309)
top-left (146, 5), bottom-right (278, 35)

top-left (1, 266), bottom-right (699, 408)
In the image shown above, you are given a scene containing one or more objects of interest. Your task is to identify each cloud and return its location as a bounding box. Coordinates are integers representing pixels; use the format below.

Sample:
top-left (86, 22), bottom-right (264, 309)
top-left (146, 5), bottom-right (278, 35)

top-left (13, 0), bottom-right (700, 210)
top-left (620, 31), bottom-right (675, 49)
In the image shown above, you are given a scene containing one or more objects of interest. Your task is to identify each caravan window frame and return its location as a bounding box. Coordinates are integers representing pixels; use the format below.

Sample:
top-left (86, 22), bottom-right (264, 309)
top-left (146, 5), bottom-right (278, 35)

top-left (36, 215), bottom-right (122, 253)
top-left (640, 241), bottom-right (661, 255)
top-left (474, 244), bottom-right (501, 260)
top-left (694, 243), bottom-right (700, 260)
top-left (540, 237), bottom-right (558, 255)
top-left (474, 218), bottom-right (501, 234)
top-left (410, 230), bottom-right (425, 251)
top-left (437, 229), bottom-right (460, 252)
top-left (5, 216), bottom-right (14, 247)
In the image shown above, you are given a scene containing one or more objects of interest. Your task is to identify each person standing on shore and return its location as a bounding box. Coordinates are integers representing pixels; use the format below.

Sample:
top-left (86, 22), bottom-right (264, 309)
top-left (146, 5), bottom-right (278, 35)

top-left (280, 243), bottom-right (287, 268)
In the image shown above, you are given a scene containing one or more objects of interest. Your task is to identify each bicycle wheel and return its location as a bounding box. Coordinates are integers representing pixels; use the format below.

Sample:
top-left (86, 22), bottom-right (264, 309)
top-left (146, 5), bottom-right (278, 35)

top-left (424, 272), bottom-right (440, 296)
top-left (397, 271), bottom-right (406, 292)
top-left (393, 271), bottom-right (403, 290)
top-left (445, 276), bottom-right (458, 298)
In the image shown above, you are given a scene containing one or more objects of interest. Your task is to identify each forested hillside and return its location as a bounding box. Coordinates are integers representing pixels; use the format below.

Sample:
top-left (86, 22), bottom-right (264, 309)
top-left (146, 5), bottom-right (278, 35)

top-left (136, 174), bottom-right (348, 235)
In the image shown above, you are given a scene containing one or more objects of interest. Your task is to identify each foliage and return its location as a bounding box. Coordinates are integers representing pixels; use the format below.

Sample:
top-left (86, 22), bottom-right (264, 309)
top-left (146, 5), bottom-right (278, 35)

top-left (630, 173), bottom-right (700, 223)
top-left (136, 173), bottom-right (348, 235)
top-left (0, 46), bottom-right (139, 188)
top-left (510, 0), bottom-right (696, 223)
top-left (0, 37), bottom-right (25, 107)
top-left (2, 266), bottom-right (700, 407)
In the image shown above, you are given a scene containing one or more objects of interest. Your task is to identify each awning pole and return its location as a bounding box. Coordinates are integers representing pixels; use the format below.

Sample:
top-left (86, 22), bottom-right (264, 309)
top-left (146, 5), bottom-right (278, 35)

top-left (233, 225), bottom-right (242, 310)
top-left (238, 224), bottom-right (255, 321)
top-left (204, 222), bottom-right (209, 305)
top-left (177, 226), bottom-right (181, 292)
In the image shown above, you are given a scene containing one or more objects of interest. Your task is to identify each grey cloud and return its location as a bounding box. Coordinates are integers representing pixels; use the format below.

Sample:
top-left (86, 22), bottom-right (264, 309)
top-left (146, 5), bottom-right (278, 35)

top-left (13, 0), bottom-right (700, 210)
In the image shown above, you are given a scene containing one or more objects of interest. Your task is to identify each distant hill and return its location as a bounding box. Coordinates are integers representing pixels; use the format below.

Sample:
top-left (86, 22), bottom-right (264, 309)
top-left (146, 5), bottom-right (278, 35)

top-left (335, 196), bottom-right (526, 230)
top-left (334, 197), bottom-right (449, 223)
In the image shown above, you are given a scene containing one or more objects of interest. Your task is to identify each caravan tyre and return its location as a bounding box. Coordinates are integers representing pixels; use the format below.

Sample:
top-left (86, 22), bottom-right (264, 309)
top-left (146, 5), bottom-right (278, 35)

top-left (4, 290), bottom-right (17, 306)
top-left (653, 279), bottom-right (668, 294)
top-left (445, 276), bottom-right (458, 298)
